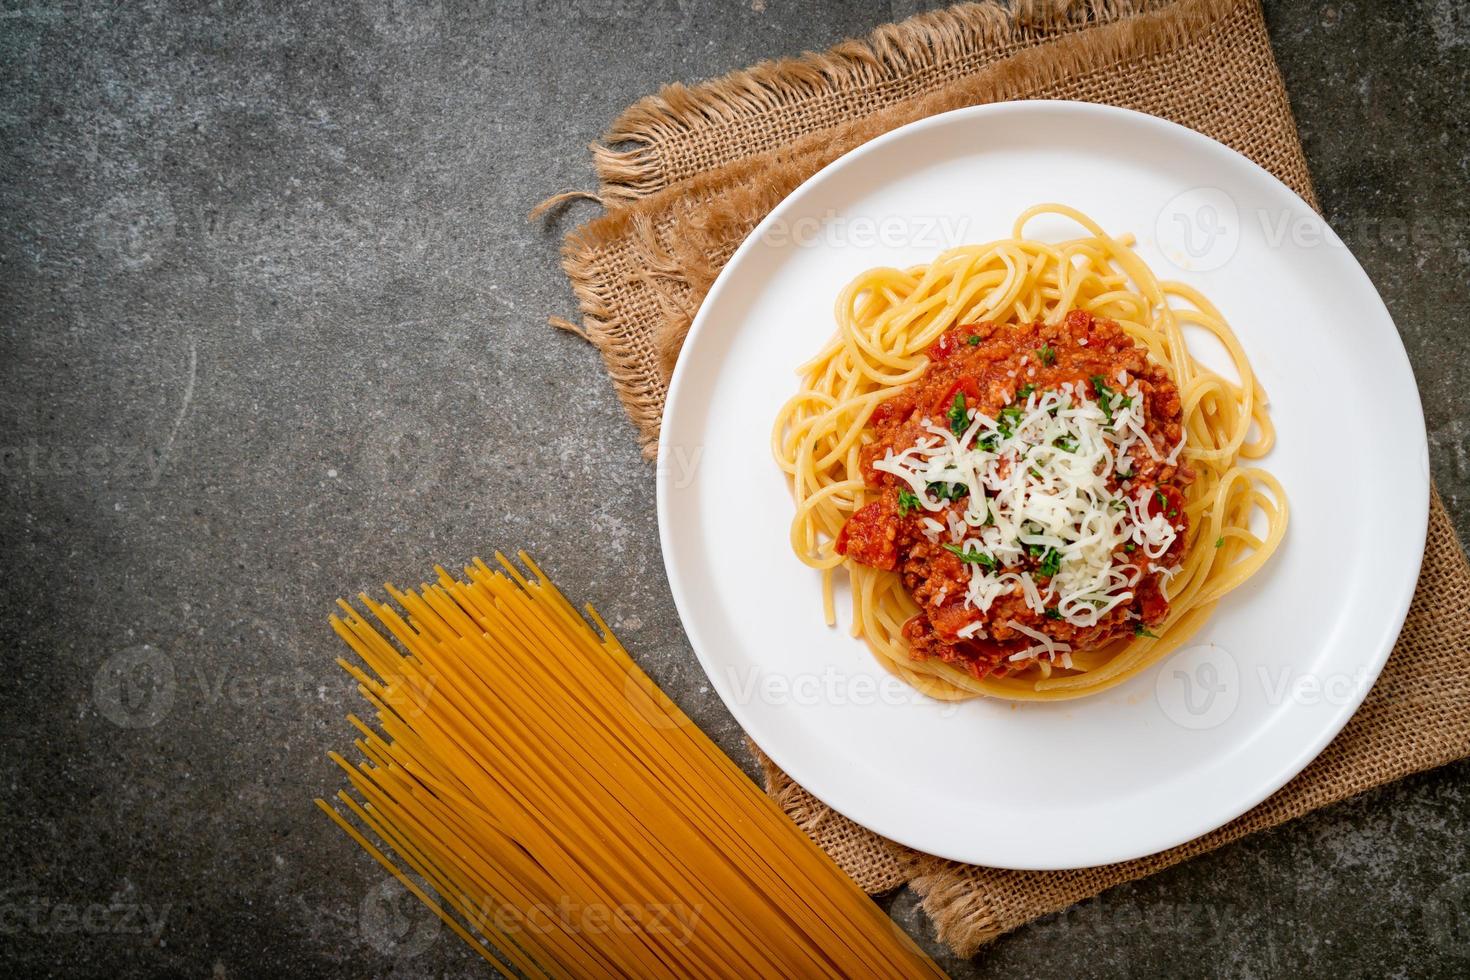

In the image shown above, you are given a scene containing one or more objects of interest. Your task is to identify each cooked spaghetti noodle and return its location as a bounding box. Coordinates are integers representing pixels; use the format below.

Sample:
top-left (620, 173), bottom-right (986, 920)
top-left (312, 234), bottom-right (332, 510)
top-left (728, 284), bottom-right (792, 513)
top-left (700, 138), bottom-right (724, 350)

top-left (318, 554), bottom-right (944, 978)
top-left (772, 204), bottom-right (1287, 702)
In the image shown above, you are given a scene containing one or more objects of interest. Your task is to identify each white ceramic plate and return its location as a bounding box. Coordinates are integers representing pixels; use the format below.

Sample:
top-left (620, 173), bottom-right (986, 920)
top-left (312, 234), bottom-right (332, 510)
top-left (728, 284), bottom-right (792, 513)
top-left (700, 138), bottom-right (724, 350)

top-left (656, 101), bottom-right (1428, 870)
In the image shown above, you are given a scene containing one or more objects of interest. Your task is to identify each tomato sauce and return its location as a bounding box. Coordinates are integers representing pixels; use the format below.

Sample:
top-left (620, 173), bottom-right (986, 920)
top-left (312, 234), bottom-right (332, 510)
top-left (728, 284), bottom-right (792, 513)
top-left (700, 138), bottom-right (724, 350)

top-left (837, 311), bottom-right (1193, 679)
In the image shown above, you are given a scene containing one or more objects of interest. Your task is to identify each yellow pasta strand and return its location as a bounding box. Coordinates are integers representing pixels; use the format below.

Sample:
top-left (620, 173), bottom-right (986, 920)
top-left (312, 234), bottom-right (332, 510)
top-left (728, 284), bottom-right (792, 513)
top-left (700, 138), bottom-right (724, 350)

top-left (319, 553), bottom-right (945, 979)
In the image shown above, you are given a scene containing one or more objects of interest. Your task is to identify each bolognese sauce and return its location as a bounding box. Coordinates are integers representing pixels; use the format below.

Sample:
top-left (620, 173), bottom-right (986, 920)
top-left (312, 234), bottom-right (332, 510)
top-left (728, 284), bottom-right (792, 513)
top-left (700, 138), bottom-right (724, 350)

top-left (835, 310), bottom-right (1193, 680)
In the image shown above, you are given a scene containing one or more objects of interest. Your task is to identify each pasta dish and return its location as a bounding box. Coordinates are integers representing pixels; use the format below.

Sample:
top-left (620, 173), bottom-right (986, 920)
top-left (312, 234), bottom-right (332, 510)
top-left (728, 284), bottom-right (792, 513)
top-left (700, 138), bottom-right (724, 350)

top-left (772, 204), bottom-right (1287, 701)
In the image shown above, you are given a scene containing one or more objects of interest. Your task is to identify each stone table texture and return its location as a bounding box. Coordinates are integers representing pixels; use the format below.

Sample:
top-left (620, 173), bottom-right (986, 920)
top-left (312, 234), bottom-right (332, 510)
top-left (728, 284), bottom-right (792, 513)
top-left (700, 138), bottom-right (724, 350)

top-left (3, 0), bottom-right (1468, 977)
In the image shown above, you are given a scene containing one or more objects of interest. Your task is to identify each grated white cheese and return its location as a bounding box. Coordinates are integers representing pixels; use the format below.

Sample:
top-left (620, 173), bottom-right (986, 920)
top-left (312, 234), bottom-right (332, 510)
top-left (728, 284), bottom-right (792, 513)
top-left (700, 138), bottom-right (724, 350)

top-left (871, 384), bottom-right (1184, 659)
top-left (1006, 620), bottom-right (1072, 663)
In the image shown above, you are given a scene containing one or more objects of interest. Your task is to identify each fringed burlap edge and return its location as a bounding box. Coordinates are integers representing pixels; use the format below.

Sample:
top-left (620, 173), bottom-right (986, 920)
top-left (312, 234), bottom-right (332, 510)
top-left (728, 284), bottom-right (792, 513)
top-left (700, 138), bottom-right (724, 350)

top-left (591, 0), bottom-right (1173, 201)
top-left (560, 0), bottom-right (1308, 458)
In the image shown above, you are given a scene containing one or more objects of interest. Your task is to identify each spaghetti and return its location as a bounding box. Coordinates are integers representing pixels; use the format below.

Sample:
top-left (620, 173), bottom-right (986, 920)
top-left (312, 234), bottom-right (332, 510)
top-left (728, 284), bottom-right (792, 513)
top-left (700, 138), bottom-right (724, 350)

top-left (318, 554), bottom-right (944, 978)
top-left (772, 204), bottom-right (1287, 702)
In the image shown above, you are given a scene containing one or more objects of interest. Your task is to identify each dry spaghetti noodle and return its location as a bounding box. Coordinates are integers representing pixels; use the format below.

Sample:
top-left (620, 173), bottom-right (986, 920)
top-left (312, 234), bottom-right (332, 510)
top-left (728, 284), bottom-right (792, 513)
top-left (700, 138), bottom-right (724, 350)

top-left (318, 553), bottom-right (944, 978)
top-left (772, 204), bottom-right (1287, 701)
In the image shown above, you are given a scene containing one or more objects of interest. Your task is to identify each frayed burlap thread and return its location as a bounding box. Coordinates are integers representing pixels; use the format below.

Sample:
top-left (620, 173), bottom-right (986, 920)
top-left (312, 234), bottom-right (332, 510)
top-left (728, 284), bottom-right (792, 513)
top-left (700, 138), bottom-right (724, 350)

top-left (554, 0), bottom-right (1470, 956)
top-left (562, 0), bottom-right (1314, 456)
top-left (591, 0), bottom-right (1178, 202)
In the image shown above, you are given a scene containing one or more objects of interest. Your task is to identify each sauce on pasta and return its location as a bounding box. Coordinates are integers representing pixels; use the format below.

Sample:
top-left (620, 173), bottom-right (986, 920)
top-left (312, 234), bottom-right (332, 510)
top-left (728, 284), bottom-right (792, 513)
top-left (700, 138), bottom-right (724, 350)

top-left (837, 310), bottom-right (1192, 680)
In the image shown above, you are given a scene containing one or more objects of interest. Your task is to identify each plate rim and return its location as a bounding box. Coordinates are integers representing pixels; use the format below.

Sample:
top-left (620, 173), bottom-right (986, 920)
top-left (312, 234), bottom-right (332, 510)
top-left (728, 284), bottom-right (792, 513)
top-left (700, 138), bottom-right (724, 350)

top-left (655, 99), bottom-right (1429, 869)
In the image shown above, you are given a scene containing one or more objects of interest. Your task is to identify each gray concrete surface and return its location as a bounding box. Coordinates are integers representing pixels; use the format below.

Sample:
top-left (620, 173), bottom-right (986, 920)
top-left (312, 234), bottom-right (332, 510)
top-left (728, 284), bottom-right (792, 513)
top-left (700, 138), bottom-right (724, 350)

top-left (2, 0), bottom-right (1468, 976)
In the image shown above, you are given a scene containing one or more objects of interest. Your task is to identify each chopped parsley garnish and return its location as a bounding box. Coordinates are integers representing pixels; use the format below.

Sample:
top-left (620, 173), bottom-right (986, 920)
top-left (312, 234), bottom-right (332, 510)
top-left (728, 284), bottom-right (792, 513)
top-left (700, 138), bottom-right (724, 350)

top-left (1036, 344), bottom-right (1056, 366)
top-left (1036, 547), bottom-right (1062, 578)
top-left (1134, 624), bottom-right (1160, 639)
top-left (926, 481), bottom-right (968, 502)
top-left (947, 392), bottom-right (969, 437)
top-left (966, 334), bottom-right (982, 346)
top-left (943, 544), bottom-right (996, 569)
top-left (1215, 535), bottom-right (1225, 548)
top-left (1052, 435), bottom-right (1078, 453)
top-left (993, 404), bottom-right (1024, 442)
top-left (1154, 490), bottom-right (1167, 509)
top-left (1116, 468), bottom-right (1134, 480)
top-left (977, 432), bottom-right (1000, 451)
top-left (1044, 607), bottom-right (1063, 620)
top-left (897, 488), bottom-right (920, 516)
top-left (1016, 383), bottom-right (1037, 401)
top-left (1089, 375), bottom-right (1116, 422)
top-left (1123, 543), bottom-right (1136, 553)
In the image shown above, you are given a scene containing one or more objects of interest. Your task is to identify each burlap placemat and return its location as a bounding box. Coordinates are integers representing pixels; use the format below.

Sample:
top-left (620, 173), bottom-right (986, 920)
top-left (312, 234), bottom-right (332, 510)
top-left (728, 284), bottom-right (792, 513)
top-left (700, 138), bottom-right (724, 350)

top-left (551, 0), bottom-right (1470, 956)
